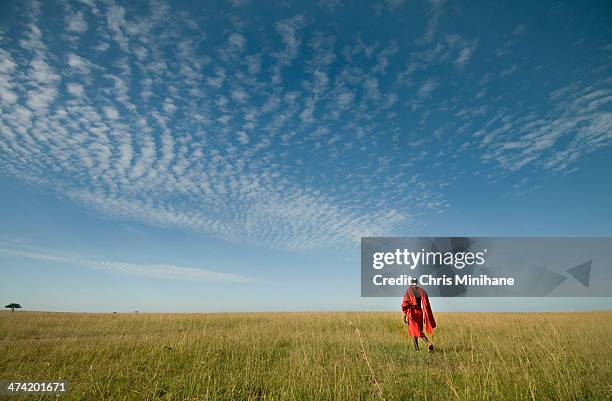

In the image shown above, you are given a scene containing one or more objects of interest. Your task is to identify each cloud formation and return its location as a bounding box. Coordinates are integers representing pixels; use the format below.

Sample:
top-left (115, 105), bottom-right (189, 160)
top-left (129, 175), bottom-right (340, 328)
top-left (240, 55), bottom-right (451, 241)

top-left (0, 247), bottom-right (250, 283)
top-left (0, 0), bottom-right (610, 250)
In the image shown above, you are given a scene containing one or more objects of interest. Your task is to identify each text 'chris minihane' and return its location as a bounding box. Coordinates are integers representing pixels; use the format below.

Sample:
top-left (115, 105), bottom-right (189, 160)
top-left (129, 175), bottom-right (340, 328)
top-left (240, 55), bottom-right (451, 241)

top-left (373, 274), bottom-right (515, 287)
top-left (372, 249), bottom-right (487, 270)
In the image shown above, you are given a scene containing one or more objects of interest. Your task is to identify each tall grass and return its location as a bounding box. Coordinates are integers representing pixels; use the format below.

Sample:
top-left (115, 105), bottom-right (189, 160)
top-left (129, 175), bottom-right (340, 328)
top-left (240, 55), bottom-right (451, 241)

top-left (1, 311), bottom-right (610, 400)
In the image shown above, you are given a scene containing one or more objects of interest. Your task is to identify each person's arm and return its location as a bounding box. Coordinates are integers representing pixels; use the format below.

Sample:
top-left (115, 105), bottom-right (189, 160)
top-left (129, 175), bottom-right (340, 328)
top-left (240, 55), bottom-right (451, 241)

top-left (401, 292), bottom-right (410, 313)
top-left (401, 292), bottom-right (410, 323)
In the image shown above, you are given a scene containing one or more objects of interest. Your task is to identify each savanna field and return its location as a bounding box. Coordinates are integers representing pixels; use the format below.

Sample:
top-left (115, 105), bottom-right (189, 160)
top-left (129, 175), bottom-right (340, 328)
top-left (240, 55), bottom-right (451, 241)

top-left (0, 311), bottom-right (611, 401)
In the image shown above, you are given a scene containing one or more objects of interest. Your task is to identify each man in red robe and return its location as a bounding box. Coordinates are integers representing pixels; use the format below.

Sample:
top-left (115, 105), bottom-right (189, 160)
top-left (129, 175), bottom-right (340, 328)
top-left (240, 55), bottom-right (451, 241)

top-left (401, 278), bottom-right (436, 351)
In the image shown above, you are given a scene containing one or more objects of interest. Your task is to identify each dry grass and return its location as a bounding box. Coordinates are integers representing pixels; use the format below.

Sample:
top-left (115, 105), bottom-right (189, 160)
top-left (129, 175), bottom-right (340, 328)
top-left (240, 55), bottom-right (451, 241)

top-left (1, 311), bottom-right (611, 400)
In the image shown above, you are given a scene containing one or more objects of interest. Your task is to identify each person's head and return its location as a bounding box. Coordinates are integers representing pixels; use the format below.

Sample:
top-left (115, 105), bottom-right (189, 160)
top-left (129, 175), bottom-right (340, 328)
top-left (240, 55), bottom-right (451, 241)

top-left (410, 277), bottom-right (418, 287)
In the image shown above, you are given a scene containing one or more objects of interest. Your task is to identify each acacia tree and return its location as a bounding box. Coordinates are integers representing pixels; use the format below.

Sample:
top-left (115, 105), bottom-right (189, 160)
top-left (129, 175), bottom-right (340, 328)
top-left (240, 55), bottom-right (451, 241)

top-left (5, 303), bottom-right (22, 313)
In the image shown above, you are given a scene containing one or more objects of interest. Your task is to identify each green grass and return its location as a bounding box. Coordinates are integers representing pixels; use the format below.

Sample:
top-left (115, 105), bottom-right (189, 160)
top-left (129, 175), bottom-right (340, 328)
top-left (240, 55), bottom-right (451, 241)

top-left (1, 311), bottom-right (611, 400)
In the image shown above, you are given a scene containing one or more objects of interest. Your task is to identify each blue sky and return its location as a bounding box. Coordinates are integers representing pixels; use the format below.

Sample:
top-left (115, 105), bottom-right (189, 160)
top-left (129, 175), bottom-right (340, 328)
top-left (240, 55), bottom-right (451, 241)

top-left (0, 0), bottom-right (611, 312)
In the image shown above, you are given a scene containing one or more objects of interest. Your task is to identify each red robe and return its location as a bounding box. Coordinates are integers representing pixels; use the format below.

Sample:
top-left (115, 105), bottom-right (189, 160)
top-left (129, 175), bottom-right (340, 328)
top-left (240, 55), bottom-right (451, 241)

top-left (401, 286), bottom-right (436, 337)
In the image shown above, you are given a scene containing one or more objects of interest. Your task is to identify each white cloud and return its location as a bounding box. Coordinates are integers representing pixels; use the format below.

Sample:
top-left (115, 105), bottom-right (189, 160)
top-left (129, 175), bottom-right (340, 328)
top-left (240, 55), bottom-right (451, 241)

top-left (455, 40), bottom-right (478, 69)
top-left (237, 131), bottom-right (250, 144)
top-left (274, 14), bottom-right (308, 66)
top-left (163, 98), bottom-right (177, 114)
top-left (66, 11), bottom-right (88, 33)
top-left (0, 247), bottom-right (251, 283)
top-left (500, 63), bottom-right (518, 77)
top-left (335, 88), bottom-right (355, 110)
top-left (0, 90), bottom-right (17, 104)
top-left (26, 56), bottom-right (60, 112)
top-left (106, 5), bottom-right (129, 51)
top-left (228, 33), bottom-right (246, 51)
top-left (418, 78), bottom-right (438, 97)
top-left (67, 82), bottom-right (85, 97)
top-left (422, 0), bottom-right (445, 43)
top-left (363, 77), bottom-right (380, 100)
top-left (67, 52), bottom-right (93, 75)
top-left (103, 106), bottom-right (119, 120)
top-left (231, 89), bottom-right (249, 103)
top-left (475, 81), bottom-right (612, 173)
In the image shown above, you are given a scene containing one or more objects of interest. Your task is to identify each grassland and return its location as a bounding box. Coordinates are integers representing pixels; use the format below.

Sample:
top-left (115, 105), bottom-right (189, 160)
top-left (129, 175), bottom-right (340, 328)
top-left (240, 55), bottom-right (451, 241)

top-left (0, 311), bottom-right (611, 401)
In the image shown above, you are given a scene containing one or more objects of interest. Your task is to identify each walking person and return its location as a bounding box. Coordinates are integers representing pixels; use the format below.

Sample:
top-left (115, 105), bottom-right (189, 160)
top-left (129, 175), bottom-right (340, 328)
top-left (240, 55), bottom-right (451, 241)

top-left (401, 278), bottom-right (436, 351)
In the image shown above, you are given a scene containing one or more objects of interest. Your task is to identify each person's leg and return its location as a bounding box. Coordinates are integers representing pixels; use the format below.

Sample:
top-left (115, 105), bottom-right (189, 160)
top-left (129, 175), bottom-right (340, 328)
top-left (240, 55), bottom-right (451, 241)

top-left (413, 336), bottom-right (419, 351)
top-left (420, 332), bottom-right (434, 352)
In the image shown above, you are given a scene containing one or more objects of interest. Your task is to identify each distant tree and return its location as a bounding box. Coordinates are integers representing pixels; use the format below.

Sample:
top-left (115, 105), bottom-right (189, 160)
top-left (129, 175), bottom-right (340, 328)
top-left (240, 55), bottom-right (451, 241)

top-left (5, 303), bottom-right (22, 313)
